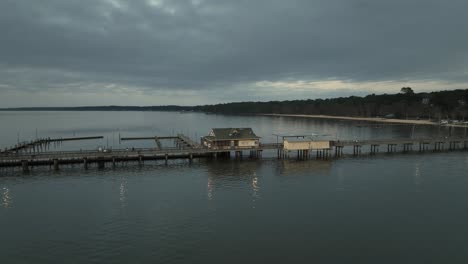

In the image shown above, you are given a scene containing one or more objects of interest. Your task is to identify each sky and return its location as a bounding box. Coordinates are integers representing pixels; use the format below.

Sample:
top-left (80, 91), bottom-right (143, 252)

top-left (1, 0), bottom-right (468, 107)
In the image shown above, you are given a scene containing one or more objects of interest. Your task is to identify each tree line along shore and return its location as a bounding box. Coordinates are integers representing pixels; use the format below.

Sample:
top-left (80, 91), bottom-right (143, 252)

top-left (2, 88), bottom-right (467, 124)
top-left (195, 88), bottom-right (468, 122)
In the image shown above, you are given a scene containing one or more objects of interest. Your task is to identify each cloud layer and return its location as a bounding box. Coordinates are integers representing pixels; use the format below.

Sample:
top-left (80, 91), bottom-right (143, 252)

top-left (1, 0), bottom-right (468, 106)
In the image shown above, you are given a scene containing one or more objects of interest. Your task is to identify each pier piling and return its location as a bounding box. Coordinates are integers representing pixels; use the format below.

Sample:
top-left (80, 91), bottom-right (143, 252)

top-left (21, 160), bottom-right (29, 173)
top-left (53, 159), bottom-right (59, 171)
top-left (97, 157), bottom-right (105, 169)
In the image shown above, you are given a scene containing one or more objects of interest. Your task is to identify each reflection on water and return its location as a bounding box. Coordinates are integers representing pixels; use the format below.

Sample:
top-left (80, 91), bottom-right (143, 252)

top-left (277, 159), bottom-right (332, 175)
top-left (119, 178), bottom-right (128, 208)
top-left (413, 163), bottom-right (423, 191)
top-left (336, 166), bottom-right (345, 191)
top-left (251, 173), bottom-right (259, 209)
top-left (2, 187), bottom-right (11, 208)
top-left (205, 160), bottom-right (261, 183)
top-left (205, 160), bottom-right (262, 207)
top-left (207, 177), bottom-right (214, 200)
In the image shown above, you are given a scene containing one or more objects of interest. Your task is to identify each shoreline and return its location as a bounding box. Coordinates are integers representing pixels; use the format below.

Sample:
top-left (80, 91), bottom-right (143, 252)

top-left (261, 114), bottom-right (468, 127)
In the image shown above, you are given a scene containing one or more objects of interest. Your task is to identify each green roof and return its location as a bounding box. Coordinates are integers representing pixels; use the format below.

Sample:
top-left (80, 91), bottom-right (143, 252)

top-left (205, 128), bottom-right (260, 141)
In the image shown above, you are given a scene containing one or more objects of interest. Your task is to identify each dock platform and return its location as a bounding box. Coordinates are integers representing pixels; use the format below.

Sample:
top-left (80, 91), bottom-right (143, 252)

top-left (0, 135), bottom-right (467, 172)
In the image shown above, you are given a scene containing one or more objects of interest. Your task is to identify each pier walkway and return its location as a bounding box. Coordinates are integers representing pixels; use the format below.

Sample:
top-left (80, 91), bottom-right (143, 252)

top-left (0, 135), bottom-right (467, 172)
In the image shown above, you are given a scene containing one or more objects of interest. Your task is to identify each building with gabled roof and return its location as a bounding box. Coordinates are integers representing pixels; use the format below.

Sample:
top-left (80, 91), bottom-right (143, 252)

top-left (202, 128), bottom-right (260, 149)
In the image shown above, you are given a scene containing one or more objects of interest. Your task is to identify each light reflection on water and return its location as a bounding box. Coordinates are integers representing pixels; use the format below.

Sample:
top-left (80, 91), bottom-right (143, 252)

top-left (207, 177), bottom-right (213, 200)
top-left (2, 187), bottom-right (11, 208)
top-left (413, 163), bottom-right (423, 191)
top-left (119, 178), bottom-right (128, 208)
top-left (252, 174), bottom-right (259, 195)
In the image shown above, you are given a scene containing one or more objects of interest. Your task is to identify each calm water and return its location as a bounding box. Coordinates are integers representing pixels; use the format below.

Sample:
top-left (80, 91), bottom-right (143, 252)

top-left (1, 111), bottom-right (468, 263)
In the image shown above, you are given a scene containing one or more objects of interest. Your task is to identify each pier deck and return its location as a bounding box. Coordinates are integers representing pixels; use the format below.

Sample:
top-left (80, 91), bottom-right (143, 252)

top-left (0, 135), bottom-right (467, 172)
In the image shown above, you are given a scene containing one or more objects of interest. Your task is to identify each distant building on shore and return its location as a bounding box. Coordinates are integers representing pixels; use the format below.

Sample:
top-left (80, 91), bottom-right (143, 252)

top-left (202, 128), bottom-right (260, 149)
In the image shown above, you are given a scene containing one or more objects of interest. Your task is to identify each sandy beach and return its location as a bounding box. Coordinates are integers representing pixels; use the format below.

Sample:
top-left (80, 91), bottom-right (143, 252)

top-left (262, 114), bottom-right (446, 126)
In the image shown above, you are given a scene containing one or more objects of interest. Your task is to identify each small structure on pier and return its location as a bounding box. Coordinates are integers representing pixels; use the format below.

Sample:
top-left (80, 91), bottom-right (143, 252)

top-left (274, 134), bottom-right (332, 159)
top-left (283, 138), bottom-right (330, 150)
top-left (202, 128), bottom-right (260, 149)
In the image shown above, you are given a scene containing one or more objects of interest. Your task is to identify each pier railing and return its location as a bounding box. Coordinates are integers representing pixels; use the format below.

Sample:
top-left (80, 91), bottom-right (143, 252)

top-left (0, 136), bottom-right (467, 171)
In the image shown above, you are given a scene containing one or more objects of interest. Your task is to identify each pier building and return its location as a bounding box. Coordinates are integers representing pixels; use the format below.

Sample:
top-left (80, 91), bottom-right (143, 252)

top-left (201, 128), bottom-right (260, 149)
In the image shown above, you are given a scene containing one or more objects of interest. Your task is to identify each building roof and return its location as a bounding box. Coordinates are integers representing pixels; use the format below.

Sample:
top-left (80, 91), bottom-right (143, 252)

top-left (205, 128), bottom-right (260, 141)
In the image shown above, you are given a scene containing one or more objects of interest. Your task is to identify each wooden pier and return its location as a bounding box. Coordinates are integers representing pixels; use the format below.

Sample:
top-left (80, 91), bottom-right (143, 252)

top-left (0, 134), bottom-right (467, 172)
top-left (1, 136), bottom-right (104, 154)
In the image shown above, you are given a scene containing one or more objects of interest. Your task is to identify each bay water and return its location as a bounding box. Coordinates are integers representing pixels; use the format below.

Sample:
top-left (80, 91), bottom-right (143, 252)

top-left (1, 111), bottom-right (468, 263)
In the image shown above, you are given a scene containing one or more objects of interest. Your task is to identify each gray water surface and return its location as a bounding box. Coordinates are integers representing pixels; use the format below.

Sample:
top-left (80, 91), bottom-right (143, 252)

top-left (1, 112), bottom-right (468, 263)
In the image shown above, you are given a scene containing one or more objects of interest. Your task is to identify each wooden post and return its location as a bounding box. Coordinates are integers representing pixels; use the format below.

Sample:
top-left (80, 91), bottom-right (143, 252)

top-left (21, 160), bottom-right (29, 173)
top-left (83, 158), bottom-right (88, 170)
top-left (53, 159), bottom-right (59, 171)
top-left (97, 157), bottom-right (105, 169)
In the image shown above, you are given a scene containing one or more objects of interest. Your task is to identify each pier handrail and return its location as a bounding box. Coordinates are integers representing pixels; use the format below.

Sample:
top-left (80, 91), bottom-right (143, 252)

top-left (1, 136), bottom-right (467, 163)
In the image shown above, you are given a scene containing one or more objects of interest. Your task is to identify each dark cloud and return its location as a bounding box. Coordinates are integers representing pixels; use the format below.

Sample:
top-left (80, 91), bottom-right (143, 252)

top-left (1, 0), bottom-right (468, 105)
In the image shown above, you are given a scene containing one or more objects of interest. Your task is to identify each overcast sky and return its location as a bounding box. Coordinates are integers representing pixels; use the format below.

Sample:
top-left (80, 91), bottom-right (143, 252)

top-left (1, 0), bottom-right (468, 107)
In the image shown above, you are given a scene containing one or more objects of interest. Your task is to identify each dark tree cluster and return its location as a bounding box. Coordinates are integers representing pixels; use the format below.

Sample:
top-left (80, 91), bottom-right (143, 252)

top-left (194, 89), bottom-right (468, 121)
top-left (2, 89), bottom-right (467, 121)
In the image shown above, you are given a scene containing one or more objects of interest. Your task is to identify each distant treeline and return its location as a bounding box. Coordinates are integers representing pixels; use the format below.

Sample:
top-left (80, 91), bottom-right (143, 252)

top-left (0, 105), bottom-right (192, 112)
top-left (194, 89), bottom-right (468, 120)
top-left (2, 89), bottom-right (467, 120)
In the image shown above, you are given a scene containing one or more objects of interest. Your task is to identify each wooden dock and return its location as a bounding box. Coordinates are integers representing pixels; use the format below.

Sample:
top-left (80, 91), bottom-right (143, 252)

top-left (332, 137), bottom-right (468, 156)
top-left (0, 135), bottom-right (467, 172)
top-left (1, 136), bottom-right (103, 154)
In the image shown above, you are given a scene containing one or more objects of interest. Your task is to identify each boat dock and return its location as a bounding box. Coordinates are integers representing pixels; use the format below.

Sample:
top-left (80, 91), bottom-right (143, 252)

top-left (2, 136), bottom-right (104, 153)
